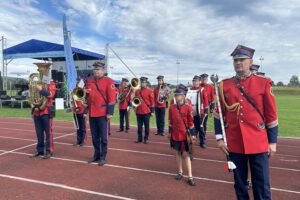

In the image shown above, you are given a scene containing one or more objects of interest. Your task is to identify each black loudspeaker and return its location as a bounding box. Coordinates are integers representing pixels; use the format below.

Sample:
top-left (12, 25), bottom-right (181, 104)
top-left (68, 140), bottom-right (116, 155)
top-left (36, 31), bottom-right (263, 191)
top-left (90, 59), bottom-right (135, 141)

top-left (57, 72), bottom-right (64, 82)
top-left (0, 95), bottom-right (9, 100)
top-left (77, 70), bottom-right (93, 80)
top-left (51, 70), bottom-right (58, 82)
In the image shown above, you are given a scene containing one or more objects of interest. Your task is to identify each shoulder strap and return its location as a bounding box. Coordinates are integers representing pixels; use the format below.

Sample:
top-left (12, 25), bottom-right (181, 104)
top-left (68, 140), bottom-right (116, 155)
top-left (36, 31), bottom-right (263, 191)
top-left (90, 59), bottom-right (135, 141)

top-left (176, 104), bottom-right (188, 131)
top-left (139, 89), bottom-right (150, 108)
top-left (233, 76), bottom-right (264, 121)
top-left (94, 77), bottom-right (108, 105)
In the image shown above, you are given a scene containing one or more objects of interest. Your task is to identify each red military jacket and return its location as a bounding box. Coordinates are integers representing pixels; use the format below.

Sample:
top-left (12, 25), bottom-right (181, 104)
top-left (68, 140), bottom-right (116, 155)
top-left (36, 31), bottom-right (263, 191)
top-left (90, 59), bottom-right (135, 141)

top-left (153, 87), bottom-right (169, 108)
top-left (135, 88), bottom-right (154, 115)
top-left (216, 74), bottom-right (278, 154)
top-left (86, 76), bottom-right (116, 117)
top-left (189, 86), bottom-right (209, 114)
top-left (119, 87), bottom-right (132, 110)
top-left (169, 103), bottom-right (194, 141)
top-left (202, 84), bottom-right (215, 104)
top-left (33, 81), bottom-right (56, 116)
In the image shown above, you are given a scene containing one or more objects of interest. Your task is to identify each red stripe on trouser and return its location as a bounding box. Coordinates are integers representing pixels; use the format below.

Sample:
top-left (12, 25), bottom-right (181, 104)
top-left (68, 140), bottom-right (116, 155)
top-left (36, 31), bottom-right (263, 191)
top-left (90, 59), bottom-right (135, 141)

top-left (128, 110), bottom-right (130, 127)
top-left (84, 115), bottom-right (87, 142)
top-left (181, 141), bottom-right (185, 151)
top-left (49, 118), bottom-right (53, 154)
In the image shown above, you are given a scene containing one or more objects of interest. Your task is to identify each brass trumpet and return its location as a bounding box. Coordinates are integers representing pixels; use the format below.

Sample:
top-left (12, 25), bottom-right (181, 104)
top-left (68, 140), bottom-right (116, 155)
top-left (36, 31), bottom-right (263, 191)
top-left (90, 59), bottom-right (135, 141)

top-left (132, 96), bottom-right (141, 108)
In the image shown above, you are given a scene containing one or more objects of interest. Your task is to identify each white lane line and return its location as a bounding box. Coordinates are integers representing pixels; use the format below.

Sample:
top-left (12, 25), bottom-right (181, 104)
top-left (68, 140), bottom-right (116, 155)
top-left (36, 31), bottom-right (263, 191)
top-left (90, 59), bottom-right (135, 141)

top-left (0, 132), bottom-right (75, 157)
top-left (0, 127), bottom-right (71, 135)
top-left (0, 174), bottom-right (135, 200)
top-left (2, 150), bottom-right (300, 195)
top-left (1, 135), bottom-right (299, 172)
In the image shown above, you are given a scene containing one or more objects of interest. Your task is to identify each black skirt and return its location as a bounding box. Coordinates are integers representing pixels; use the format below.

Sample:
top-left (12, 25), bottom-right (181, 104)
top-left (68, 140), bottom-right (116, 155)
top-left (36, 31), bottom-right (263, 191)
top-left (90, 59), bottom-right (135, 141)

top-left (172, 140), bottom-right (189, 152)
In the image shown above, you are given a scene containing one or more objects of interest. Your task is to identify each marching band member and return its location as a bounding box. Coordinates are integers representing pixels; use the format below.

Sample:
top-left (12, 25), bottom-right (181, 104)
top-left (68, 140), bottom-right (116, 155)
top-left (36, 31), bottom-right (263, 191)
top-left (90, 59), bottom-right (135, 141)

top-left (190, 75), bottom-right (209, 148)
top-left (72, 80), bottom-right (88, 147)
top-left (214, 45), bottom-right (278, 199)
top-left (200, 73), bottom-right (215, 146)
top-left (85, 62), bottom-right (116, 166)
top-left (30, 80), bottom-right (56, 159)
top-left (134, 77), bottom-right (154, 144)
top-left (153, 75), bottom-right (169, 136)
top-left (168, 84), bottom-right (196, 186)
top-left (117, 78), bottom-right (132, 133)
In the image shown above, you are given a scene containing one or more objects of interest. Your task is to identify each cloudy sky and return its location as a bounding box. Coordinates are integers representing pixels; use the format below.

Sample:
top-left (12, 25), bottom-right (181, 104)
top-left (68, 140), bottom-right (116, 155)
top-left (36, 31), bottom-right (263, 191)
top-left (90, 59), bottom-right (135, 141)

top-left (1, 0), bottom-right (300, 84)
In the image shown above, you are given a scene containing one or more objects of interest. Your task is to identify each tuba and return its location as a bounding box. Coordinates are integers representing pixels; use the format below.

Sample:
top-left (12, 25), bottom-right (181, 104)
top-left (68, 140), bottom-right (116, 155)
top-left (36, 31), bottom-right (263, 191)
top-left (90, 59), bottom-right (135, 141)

top-left (71, 87), bottom-right (87, 112)
top-left (29, 63), bottom-right (51, 111)
top-left (157, 83), bottom-right (168, 104)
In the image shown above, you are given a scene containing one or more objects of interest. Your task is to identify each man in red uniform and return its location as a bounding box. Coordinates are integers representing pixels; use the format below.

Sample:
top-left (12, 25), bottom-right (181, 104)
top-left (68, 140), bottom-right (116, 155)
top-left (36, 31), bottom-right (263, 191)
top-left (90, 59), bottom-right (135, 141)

top-left (134, 77), bottom-right (154, 144)
top-left (189, 75), bottom-right (209, 148)
top-left (30, 81), bottom-right (56, 159)
top-left (85, 62), bottom-right (116, 166)
top-left (214, 45), bottom-right (278, 199)
top-left (200, 73), bottom-right (215, 146)
top-left (153, 75), bottom-right (169, 136)
top-left (117, 78), bottom-right (132, 133)
top-left (168, 84), bottom-right (196, 186)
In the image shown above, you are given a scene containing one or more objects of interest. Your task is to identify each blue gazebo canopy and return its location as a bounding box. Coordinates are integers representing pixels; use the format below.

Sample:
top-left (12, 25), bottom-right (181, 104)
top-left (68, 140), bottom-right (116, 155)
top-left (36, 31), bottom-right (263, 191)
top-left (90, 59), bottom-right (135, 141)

top-left (3, 39), bottom-right (105, 61)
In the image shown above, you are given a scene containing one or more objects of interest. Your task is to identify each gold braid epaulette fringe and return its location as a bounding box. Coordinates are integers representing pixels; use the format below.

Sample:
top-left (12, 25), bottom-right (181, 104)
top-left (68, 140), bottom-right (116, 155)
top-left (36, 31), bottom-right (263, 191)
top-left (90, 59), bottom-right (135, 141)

top-left (219, 81), bottom-right (240, 118)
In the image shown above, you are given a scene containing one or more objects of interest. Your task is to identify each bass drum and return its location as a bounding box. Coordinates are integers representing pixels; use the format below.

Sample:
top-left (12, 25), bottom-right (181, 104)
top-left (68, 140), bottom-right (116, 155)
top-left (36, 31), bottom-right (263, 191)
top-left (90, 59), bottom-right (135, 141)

top-left (186, 88), bottom-right (202, 116)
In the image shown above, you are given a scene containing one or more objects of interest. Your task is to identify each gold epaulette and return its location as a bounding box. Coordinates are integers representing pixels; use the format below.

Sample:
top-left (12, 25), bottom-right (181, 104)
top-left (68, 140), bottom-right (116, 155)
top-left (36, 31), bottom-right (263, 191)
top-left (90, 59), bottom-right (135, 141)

top-left (253, 73), bottom-right (270, 79)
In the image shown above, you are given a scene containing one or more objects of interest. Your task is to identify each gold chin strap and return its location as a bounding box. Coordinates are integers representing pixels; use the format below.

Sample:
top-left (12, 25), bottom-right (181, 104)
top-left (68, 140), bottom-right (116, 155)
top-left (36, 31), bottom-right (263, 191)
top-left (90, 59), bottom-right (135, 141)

top-left (219, 81), bottom-right (241, 118)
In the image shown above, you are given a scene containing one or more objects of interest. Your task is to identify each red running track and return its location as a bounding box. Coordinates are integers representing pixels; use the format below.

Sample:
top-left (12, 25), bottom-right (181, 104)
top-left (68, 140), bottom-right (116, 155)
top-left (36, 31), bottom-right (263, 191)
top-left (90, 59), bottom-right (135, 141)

top-left (0, 117), bottom-right (299, 200)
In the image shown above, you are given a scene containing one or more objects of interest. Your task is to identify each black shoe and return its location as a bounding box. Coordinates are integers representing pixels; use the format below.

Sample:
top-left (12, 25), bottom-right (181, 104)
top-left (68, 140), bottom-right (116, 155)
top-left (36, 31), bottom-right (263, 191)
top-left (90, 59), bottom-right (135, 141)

top-left (98, 160), bottom-right (106, 166)
top-left (135, 140), bottom-right (142, 143)
top-left (43, 153), bottom-right (51, 159)
top-left (200, 144), bottom-right (207, 149)
top-left (187, 178), bottom-right (196, 186)
top-left (125, 129), bottom-right (129, 133)
top-left (175, 173), bottom-right (183, 180)
top-left (116, 129), bottom-right (124, 132)
top-left (29, 152), bottom-right (43, 158)
top-left (161, 132), bottom-right (165, 136)
top-left (73, 142), bottom-right (80, 146)
top-left (79, 142), bottom-right (85, 147)
top-left (154, 132), bottom-right (160, 135)
top-left (144, 140), bottom-right (149, 144)
top-left (88, 157), bottom-right (99, 163)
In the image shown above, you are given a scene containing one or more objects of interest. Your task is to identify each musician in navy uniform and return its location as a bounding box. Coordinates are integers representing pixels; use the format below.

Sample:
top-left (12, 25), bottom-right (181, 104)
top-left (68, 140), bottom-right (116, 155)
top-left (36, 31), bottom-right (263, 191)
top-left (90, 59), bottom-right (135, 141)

top-left (85, 62), bottom-right (116, 166)
top-left (214, 45), bottom-right (278, 199)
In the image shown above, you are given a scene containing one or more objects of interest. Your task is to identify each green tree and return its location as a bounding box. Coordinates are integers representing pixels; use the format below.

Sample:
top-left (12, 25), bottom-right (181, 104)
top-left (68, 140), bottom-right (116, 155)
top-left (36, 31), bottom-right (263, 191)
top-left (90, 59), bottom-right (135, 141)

top-left (276, 81), bottom-right (285, 86)
top-left (288, 75), bottom-right (300, 87)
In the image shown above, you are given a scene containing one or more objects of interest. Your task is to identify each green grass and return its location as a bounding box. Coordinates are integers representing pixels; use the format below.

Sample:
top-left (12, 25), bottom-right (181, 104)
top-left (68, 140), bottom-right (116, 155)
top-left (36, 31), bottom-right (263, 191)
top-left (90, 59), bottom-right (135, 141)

top-left (0, 95), bottom-right (299, 138)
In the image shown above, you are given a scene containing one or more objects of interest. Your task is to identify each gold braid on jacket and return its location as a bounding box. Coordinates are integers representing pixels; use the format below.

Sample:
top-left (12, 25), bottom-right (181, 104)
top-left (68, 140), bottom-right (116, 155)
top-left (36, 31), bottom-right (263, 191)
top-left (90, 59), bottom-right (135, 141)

top-left (219, 81), bottom-right (240, 118)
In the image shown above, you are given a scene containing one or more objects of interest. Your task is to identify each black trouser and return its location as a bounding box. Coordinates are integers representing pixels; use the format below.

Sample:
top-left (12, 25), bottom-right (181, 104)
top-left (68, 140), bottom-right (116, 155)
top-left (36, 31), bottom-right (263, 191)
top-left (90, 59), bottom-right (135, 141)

top-left (155, 107), bottom-right (166, 134)
top-left (75, 114), bottom-right (87, 144)
top-left (136, 113), bottom-right (150, 141)
top-left (119, 109), bottom-right (130, 130)
top-left (33, 115), bottom-right (53, 154)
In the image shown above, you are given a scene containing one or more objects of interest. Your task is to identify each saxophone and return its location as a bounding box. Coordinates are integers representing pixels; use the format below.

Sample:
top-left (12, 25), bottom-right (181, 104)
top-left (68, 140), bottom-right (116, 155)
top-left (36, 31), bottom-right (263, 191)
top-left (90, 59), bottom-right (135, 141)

top-left (29, 63), bottom-right (51, 111)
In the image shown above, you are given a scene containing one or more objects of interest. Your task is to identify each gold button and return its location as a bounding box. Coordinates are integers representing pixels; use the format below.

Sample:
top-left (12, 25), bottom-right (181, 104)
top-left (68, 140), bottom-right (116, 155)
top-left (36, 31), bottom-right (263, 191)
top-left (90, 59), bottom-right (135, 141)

top-left (241, 86), bottom-right (244, 89)
top-left (241, 93), bottom-right (243, 95)
top-left (241, 120), bottom-right (244, 123)
top-left (241, 106), bottom-right (243, 108)
top-left (240, 99), bottom-right (243, 102)
top-left (240, 113), bottom-right (243, 116)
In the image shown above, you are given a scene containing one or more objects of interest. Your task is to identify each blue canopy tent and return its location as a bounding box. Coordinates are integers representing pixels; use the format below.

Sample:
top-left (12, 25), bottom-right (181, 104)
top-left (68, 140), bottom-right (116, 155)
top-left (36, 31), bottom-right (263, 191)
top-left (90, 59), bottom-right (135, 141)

top-left (1, 39), bottom-right (106, 91)
top-left (3, 39), bottom-right (105, 61)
